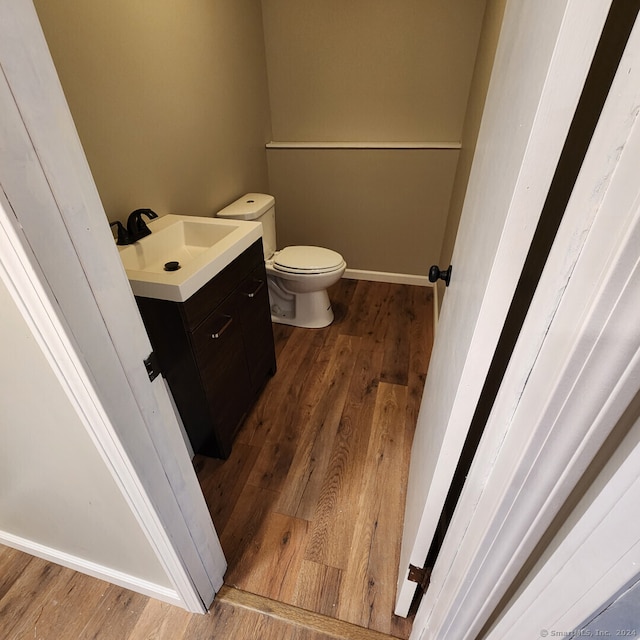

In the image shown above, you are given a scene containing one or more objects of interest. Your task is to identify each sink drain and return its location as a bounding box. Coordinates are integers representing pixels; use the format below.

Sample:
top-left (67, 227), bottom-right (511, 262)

top-left (164, 261), bottom-right (181, 271)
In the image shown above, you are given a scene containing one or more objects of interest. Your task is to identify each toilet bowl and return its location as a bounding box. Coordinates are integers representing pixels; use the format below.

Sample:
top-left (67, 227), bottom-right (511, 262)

top-left (266, 245), bottom-right (346, 328)
top-left (216, 194), bottom-right (346, 328)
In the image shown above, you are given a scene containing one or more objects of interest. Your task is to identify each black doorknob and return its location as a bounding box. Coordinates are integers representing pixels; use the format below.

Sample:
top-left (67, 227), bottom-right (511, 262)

top-left (428, 264), bottom-right (452, 287)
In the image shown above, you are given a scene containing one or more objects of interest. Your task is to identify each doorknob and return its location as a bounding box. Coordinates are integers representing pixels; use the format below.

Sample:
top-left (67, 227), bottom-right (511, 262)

top-left (428, 264), bottom-right (452, 287)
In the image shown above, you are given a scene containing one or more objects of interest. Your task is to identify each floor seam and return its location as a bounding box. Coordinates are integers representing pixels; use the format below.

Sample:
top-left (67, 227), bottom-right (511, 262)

top-left (216, 584), bottom-right (403, 640)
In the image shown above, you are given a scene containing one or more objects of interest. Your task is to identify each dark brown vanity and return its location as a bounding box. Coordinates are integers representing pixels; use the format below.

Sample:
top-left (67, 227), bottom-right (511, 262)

top-left (135, 239), bottom-right (276, 458)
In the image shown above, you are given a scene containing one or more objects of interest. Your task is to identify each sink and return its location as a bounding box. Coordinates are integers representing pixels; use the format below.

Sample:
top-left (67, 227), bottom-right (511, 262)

top-left (118, 214), bottom-right (262, 301)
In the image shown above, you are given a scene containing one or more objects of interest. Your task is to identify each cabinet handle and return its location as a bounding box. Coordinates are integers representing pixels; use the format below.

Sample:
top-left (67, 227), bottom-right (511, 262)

top-left (242, 279), bottom-right (265, 298)
top-left (211, 316), bottom-right (233, 339)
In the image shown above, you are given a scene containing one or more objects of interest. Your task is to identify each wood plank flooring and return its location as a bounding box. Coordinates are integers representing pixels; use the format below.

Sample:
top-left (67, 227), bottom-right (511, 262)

top-left (0, 548), bottom-right (403, 639)
top-left (196, 278), bottom-right (434, 638)
top-left (0, 279), bottom-right (433, 640)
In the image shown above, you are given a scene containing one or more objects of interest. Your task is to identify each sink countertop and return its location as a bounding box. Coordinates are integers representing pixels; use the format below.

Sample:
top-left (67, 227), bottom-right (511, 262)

top-left (118, 214), bottom-right (263, 302)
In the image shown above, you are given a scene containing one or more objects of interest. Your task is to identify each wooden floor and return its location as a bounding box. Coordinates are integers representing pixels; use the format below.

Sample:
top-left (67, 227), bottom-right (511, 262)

top-left (197, 278), bottom-right (434, 638)
top-left (0, 279), bottom-right (433, 640)
top-left (0, 547), bottom-right (408, 639)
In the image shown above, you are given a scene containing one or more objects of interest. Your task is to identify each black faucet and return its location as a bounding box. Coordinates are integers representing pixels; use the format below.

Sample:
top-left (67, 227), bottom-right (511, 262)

top-left (126, 208), bottom-right (158, 242)
top-left (110, 220), bottom-right (132, 246)
top-left (110, 209), bottom-right (159, 245)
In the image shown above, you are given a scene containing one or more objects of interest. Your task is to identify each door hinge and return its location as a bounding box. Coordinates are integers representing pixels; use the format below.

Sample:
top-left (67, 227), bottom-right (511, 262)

top-left (144, 351), bottom-right (161, 382)
top-left (408, 564), bottom-right (432, 591)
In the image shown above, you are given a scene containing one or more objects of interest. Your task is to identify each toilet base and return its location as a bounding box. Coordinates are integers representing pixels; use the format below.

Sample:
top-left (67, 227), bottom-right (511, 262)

top-left (268, 283), bottom-right (335, 328)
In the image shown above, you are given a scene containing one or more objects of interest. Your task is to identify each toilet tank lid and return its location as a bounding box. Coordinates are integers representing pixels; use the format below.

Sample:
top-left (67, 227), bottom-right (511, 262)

top-left (216, 193), bottom-right (274, 220)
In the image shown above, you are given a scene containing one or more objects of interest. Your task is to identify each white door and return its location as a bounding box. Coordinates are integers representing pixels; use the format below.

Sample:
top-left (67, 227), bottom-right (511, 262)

top-left (396, 0), bottom-right (613, 615)
top-left (413, 14), bottom-right (640, 636)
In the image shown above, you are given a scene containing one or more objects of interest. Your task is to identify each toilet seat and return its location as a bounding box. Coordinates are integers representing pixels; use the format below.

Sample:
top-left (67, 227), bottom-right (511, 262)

top-left (273, 246), bottom-right (344, 275)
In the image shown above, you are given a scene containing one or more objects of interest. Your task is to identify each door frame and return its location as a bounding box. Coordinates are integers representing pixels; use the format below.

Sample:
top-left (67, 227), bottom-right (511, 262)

top-left (411, 10), bottom-right (640, 640)
top-left (396, 0), bottom-right (614, 616)
top-left (0, 0), bottom-right (225, 612)
top-left (5, 0), bottom-right (639, 631)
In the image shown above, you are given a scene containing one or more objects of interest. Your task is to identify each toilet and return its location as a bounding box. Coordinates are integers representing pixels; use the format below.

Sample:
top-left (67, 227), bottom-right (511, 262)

top-left (216, 193), bottom-right (346, 328)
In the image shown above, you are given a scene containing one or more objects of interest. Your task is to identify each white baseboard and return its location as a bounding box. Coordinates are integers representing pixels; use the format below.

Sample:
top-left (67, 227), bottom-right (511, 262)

top-left (0, 530), bottom-right (183, 607)
top-left (344, 268), bottom-right (433, 287)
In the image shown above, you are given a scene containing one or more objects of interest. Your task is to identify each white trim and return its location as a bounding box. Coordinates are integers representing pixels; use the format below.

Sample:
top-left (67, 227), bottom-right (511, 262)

top-left (487, 398), bottom-right (640, 636)
top-left (413, 13), bottom-right (640, 639)
top-left (0, 192), bottom-right (204, 613)
top-left (0, 531), bottom-right (182, 607)
top-left (397, 0), bottom-right (613, 619)
top-left (266, 141), bottom-right (461, 150)
top-left (343, 269), bottom-right (432, 287)
top-left (0, 0), bottom-right (225, 611)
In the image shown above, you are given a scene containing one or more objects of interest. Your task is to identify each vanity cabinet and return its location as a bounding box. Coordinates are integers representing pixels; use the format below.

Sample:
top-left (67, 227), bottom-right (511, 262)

top-left (135, 239), bottom-right (276, 458)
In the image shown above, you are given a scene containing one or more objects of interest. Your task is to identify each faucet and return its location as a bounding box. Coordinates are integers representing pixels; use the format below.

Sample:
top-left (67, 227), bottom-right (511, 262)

top-left (109, 220), bottom-right (132, 246)
top-left (126, 208), bottom-right (158, 242)
top-left (110, 209), bottom-right (158, 245)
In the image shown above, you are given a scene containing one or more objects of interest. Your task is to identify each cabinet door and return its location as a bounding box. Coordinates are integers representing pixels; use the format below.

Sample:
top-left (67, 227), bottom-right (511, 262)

top-left (236, 266), bottom-right (277, 395)
top-left (191, 296), bottom-right (252, 458)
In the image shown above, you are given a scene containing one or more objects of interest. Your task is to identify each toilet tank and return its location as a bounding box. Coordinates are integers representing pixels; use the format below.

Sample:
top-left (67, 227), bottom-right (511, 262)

top-left (216, 193), bottom-right (276, 259)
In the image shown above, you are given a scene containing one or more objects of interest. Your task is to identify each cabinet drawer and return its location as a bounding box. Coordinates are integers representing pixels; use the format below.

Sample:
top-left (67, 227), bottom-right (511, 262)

top-left (181, 239), bottom-right (264, 330)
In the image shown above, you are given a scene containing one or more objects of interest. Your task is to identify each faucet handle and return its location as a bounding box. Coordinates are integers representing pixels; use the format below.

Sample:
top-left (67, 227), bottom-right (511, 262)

top-left (110, 220), bottom-right (132, 245)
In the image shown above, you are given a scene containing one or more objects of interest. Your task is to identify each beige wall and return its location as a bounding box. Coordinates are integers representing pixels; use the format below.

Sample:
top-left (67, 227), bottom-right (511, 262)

top-left (439, 0), bottom-right (508, 283)
top-left (34, 0), bottom-right (272, 223)
top-left (36, 0), bottom-right (490, 276)
top-left (262, 0), bottom-right (487, 142)
top-left (268, 148), bottom-right (459, 274)
top-left (263, 0), bottom-right (487, 275)
top-left (0, 277), bottom-right (171, 586)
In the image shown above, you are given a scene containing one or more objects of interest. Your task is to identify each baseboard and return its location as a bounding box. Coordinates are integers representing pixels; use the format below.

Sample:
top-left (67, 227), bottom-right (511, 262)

top-left (344, 268), bottom-right (433, 287)
top-left (0, 530), bottom-right (183, 607)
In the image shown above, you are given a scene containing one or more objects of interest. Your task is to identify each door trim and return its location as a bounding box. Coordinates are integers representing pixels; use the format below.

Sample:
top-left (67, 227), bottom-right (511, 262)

top-left (412, 12), bottom-right (640, 639)
top-left (486, 392), bottom-right (640, 636)
top-left (0, 188), bottom-right (200, 610)
top-left (396, 0), bottom-right (614, 616)
top-left (0, 0), bottom-right (225, 611)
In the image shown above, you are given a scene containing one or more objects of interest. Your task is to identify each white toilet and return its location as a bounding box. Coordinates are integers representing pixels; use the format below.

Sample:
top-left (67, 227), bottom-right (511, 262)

top-left (216, 193), bottom-right (346, 328)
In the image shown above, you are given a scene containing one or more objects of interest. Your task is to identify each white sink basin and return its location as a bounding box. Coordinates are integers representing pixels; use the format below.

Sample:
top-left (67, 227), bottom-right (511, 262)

top-left (118, 214), bottom-right (262, 302)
